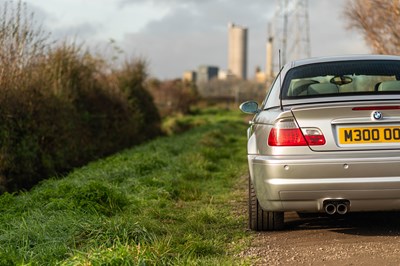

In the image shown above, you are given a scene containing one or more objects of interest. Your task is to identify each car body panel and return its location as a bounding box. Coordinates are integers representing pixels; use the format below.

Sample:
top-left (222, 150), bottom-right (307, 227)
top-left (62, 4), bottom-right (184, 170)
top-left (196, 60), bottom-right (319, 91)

top-left (245, 55), bottom-right (400, 214)
top-left (291, 101), bottom-right (400, 151)
top-left (250, 151), bottom-right (400, 212)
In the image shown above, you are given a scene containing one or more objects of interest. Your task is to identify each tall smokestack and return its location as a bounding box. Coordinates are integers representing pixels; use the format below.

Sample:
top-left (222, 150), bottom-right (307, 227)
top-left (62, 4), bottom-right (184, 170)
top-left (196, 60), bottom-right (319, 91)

top-left (266, 36), bottom-right (273, 79)
top-left (228, 23), bottom-right (248, 80)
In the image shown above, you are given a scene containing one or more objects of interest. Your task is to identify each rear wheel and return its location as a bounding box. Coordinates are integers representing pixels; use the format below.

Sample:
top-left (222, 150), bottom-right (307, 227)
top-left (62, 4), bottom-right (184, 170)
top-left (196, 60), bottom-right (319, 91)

top-left (248, 176), bottom-right (284, 231)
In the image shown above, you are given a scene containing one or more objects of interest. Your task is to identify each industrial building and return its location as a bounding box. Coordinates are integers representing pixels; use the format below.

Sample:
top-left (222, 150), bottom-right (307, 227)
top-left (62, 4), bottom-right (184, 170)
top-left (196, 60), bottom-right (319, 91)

top-left (196, 65), bottom-right (219, 85)
top-left (182, 71), bottom-right (197, 83)
top-left (228, 23), bottom-right (248, 80)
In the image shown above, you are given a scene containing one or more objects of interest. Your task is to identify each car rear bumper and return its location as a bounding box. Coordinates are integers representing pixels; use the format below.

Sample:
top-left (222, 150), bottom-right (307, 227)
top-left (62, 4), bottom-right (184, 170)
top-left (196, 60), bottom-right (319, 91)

top-left (249, 152), bottom-right (400, 212)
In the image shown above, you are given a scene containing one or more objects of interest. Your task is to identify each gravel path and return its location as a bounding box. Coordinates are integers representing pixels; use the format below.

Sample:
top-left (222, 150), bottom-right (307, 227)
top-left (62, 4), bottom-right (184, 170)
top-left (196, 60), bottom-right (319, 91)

top-left (236, 177), bottom-right (400, 265)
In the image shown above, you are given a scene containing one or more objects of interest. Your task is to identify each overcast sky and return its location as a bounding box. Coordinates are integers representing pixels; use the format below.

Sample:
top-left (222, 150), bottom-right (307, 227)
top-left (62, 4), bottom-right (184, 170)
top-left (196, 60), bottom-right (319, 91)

top-left (21, 0), bottom-right (370, 79)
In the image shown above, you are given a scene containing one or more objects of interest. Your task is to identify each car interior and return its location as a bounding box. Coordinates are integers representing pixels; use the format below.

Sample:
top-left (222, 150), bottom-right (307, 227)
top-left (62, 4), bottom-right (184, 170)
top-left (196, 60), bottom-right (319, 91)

top-left (287, 76), bottom-right (400, 97)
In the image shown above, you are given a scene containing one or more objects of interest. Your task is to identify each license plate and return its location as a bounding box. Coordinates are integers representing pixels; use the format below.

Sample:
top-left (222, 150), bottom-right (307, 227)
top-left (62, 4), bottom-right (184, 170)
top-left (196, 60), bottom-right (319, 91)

top-left (338, 126), bottom-right (400, 144)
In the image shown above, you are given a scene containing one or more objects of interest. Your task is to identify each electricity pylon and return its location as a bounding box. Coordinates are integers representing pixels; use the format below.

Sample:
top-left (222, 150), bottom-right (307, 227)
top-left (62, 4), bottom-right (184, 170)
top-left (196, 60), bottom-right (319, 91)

top-left (272, 0), bottom-right (311, 67)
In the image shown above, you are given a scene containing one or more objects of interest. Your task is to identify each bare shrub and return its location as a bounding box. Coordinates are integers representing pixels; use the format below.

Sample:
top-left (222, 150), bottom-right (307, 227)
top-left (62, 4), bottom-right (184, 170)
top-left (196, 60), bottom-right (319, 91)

top-left (147, 79), bottom-right (198, 117)
top-left (114, 59), bottom-right (162, 138)
top-left (0, 0), bottom-right (48, 89)
top-left (0, 2), bottom-right (162, 191)
top-left (344, 0), bottom-right (400, 54)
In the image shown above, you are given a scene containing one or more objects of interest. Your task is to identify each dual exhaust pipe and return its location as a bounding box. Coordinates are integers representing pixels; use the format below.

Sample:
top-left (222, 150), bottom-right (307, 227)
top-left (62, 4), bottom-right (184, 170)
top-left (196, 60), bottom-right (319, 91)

top-left (323, 200), bottom-right (350, 215)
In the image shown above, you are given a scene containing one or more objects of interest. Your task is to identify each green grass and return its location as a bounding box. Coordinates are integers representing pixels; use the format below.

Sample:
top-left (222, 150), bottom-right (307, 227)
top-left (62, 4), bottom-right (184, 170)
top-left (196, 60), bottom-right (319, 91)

top-left (0, 108), bottom-right (252, 265)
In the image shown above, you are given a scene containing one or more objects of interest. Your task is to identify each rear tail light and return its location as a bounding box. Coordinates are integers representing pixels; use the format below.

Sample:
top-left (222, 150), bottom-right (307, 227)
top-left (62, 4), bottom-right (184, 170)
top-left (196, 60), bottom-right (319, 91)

top-left (302, 128), bottom-right (326, 146)
top-left (268, 119), bottom-right (326, 146)
top-left (268, 119), bottom-right (307, 146)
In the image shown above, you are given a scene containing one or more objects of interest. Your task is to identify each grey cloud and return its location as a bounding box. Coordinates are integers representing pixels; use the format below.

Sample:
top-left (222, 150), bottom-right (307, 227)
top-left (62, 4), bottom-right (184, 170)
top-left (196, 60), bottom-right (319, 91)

top-left (13, 0), bottom-right (369, 80)
top-left (123, 30), bottom-right (226, 79)
top-left (0, 0), bottom-right (49, 26)
top-left (122, 0), bottom-right (369, 79)
top-left (118, 0), bottom-right (211, 8)
top-left (308, 0), bottom-right (369, 57)
top-left (50, 22), bottom-right (100, 42)
top-left (121, 0), bottom-right (274, 78)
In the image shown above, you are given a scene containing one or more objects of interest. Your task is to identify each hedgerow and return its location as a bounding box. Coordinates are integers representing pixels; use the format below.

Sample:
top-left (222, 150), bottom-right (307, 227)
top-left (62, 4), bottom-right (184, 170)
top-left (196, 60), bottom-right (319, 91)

top-left (0, 1), bottom-right (161, 191)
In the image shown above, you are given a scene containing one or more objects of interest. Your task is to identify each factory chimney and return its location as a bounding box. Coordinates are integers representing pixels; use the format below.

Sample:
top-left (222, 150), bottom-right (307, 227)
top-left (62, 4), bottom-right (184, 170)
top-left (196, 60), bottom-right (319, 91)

top-left (266, 36), bottom-right (274, 79)
top-left (228, 23), bottom-right (248, 80)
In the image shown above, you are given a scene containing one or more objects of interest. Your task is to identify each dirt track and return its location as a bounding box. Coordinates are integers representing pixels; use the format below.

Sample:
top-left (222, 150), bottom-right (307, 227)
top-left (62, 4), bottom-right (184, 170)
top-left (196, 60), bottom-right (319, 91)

top-left (240, 211), bottom-right (400, 265)
top-left (236, 176), bottom-right (400, 265)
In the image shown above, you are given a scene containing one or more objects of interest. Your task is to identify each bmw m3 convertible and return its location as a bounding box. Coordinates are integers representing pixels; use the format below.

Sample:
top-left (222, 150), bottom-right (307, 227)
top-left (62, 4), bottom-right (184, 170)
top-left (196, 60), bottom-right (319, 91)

top-left (240, 55), bottom-right (400, 230)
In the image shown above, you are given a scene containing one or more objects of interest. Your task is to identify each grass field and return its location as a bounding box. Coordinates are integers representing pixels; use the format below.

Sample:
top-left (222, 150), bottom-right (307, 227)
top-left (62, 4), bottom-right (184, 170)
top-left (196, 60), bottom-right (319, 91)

top-left (0, 108), bottom-right (252, 265)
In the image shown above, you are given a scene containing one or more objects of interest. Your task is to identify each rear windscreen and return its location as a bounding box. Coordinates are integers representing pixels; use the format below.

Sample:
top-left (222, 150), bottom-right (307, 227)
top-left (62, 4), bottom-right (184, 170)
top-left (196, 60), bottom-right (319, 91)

top-left (283, 60), bottom-right (400, 99)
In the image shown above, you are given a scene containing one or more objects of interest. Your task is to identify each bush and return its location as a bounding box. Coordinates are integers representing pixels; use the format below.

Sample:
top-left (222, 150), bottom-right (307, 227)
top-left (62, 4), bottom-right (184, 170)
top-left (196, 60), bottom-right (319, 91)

top-left (0, 1), bottom-right (162, 192)
top-left (147, 79), bottom-right (198, 117)
top-left (115, 59), bottom-right (162, 139)
top-left (0, 88), bottom-right (80, 190)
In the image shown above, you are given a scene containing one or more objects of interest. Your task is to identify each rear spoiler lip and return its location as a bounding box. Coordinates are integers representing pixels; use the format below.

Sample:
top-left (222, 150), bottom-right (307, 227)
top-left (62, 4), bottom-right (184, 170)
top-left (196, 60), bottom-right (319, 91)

top-left (264, 98), bottom-right (400, 111)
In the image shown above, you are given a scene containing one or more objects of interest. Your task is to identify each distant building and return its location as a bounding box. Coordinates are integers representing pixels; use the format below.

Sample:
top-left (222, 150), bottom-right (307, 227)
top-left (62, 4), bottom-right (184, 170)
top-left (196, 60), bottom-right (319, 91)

top-left (228, 23), bottom-right (248, 80)
top-left (218, 70), bottom-right (228, 80)
top-left (183, 71), bottom-right (197, 83)
top-left (255, 66), bottom-right (267, 84)
top-left (197, 65), bottom-right (219, 85)
top-left (266, 36), bottom-right (274, 80)
top-left (218, 69), bottom-right (236, 80)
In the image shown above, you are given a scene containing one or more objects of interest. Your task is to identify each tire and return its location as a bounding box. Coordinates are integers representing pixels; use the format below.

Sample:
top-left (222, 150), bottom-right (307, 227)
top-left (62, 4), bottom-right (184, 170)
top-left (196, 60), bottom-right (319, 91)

top-left (249, 176), bottom-right (284, 231)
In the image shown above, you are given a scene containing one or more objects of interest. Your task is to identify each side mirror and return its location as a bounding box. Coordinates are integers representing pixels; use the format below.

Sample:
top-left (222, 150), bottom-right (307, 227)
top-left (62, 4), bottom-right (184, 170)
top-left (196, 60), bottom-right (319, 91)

top-left (239, 101), bottom-right (259, 114)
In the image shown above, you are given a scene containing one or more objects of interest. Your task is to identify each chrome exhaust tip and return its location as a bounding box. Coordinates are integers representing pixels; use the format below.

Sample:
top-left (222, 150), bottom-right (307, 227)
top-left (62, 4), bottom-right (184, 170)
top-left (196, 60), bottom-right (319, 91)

top-left (324, 203), bottom-right (337, 215)
top-left (336, 203), bottom-right (348, 215)
top-left (323, 200), bottom-right (350, 215)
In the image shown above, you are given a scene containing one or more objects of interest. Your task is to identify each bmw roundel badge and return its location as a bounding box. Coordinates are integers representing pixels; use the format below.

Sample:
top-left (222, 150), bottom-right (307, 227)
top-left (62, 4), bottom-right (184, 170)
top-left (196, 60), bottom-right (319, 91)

top-left (372, 111), bottom-right (383, 120)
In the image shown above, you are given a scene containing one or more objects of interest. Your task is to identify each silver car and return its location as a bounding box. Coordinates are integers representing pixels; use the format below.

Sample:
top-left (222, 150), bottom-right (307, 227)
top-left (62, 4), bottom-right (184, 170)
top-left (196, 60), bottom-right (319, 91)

top-left (240, 55), bottom-right (400, 231)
